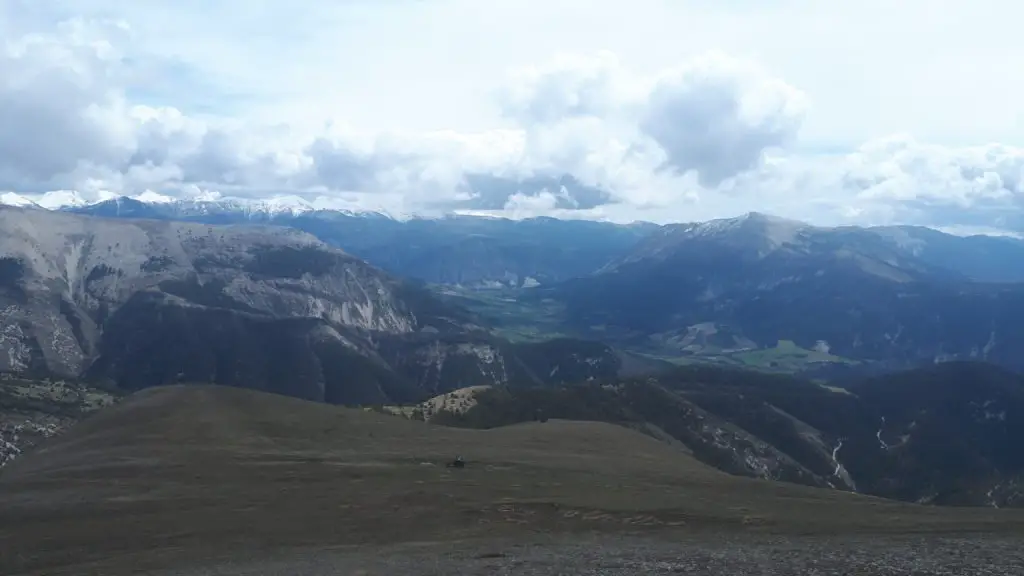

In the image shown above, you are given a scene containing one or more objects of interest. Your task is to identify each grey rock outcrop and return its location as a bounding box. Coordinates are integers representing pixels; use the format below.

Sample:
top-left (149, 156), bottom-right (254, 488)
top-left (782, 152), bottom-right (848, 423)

top-left (0, 207), bottom-right (465, 382)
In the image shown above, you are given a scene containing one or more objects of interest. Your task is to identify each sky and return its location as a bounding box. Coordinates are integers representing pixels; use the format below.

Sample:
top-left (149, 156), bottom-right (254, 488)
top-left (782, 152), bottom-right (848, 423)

top-left (2, 0), bottom-right (1024, 233)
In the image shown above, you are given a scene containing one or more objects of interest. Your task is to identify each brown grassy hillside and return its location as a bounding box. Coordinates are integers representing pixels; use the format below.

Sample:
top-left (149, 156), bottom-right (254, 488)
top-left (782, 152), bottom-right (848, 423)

top-left (3, 385), bottom-right (1024, 575)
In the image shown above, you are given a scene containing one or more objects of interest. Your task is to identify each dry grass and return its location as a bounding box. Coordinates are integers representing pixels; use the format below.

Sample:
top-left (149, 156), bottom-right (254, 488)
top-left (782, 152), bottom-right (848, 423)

top-left (418, 384), bottom-right (491, 416)
top-left (383, 384), bottom-right (491, 419)
top-left (2, 385), bottom-right (1024, 575)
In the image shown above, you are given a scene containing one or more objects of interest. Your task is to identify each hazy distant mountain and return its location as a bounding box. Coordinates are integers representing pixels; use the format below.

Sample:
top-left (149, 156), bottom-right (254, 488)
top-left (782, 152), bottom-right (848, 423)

top-left (68, 198), bottom-right (1024, 288)
top-left (536, 212), bottom-right (1024, 370)
top-left (871, 225), bottom-right (1024, 283)
top-left (69, 197), bottom-right (658, 287)
top-left (603, 212), bottom-right (1024, 282)
top-left (67, 195), bottom-right (340, 221)
top-left (293, 213), bottom-right (659, 288)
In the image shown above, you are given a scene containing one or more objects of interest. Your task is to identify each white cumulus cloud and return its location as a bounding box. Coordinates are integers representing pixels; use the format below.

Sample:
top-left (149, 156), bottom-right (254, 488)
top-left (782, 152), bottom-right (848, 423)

top-left (1, 0), bottom-right (1023, 234)
top-left (639, 52), bottom-right (808, 187)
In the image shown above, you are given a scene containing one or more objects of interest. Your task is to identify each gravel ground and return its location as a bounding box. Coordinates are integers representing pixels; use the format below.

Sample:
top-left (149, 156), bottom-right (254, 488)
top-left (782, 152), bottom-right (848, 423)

top-left (152, 534), bottom-right (1024, 575)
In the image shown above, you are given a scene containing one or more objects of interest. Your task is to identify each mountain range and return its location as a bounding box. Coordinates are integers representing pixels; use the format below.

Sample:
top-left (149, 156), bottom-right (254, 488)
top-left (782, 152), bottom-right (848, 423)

top-left (60, 196), bottom-right (656, 288)
top-left (6, 196), bottom-right (1024, 371)
top-left (4, 197), bottom-right (1024, 510)
top-left (4, 196), bottom-right (1024, 373)
top-left (533, 212), bottom-right (1024, 372)
top-left (59, 195), bottom-right (1024, 286)
top-left (0, 206), bottom-right (644, 407)
top-left (56, 195), bottom-right (1024, 282)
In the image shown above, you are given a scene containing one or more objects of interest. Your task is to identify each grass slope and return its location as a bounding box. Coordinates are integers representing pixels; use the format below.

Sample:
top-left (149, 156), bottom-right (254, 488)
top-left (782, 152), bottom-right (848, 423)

top-left (3, 385), bottom-right (1024, 575)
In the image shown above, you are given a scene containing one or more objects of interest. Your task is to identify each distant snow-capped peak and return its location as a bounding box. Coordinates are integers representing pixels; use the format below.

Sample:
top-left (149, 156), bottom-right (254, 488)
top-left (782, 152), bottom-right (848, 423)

top-left (172, 195), bottom-right (316, 218)
top-left (132, 190), bottom-right (177, 204)
top-left (7, 188), bottom-right (409, 221)
top-left (248, 195), bottom-right (315, 216)
top-left (0, 192), bottom-right (39, 208)
top-left (0, 190), bottom-right (93, 210)
top-left (35, 190), bottom-right (87, 209)
top-left (76, 193), bottom-right (402, 221)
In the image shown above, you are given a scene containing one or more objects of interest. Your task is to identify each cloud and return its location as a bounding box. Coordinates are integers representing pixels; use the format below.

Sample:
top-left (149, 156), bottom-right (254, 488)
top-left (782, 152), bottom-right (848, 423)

top-left (2, 2), bottom-right (1024, 235)
top-left (639, 52), bottom-right (807, 187)
top-left (455, 173), bottom-right (611, 211)
top-left (0, 19), bottom-right (132, 191)
top-left (497, 51), bottom-right (634, 125)
top-left (493, 51), bottom-right (804, 205)
top-left (710, 137), bottom-right (1024, 231)
top-left (0, 19), bottom-right (311, 199)
top-left (833, 138), bottom-right (1024, 230)
top-left (303, 136), bottom-right (380, 192)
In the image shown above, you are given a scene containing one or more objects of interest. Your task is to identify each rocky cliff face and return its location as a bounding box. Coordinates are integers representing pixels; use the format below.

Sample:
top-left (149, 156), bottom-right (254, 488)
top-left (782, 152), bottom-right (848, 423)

top-left (0, 207), bottom-right (465, 385)
top-left (0, 207), bottom-right (638, 404)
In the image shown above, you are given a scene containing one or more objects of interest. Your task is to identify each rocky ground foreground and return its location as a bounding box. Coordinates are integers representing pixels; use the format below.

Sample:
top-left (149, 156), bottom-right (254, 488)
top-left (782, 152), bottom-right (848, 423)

top-left (153, 534), bottom-right (1022, 576)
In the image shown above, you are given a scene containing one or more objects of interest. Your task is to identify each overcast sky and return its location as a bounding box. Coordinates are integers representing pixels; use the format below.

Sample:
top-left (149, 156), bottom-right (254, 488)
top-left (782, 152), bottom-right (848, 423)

top-left (2, 0), bottom-right (1023, 232)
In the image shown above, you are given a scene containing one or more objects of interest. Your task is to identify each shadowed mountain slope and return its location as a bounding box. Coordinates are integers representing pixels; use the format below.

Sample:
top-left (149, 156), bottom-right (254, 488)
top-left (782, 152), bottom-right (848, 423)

top-left (427, 362), bottom-right (1024, 508)
top-left (537, 213), bottom-right (1024, 370)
